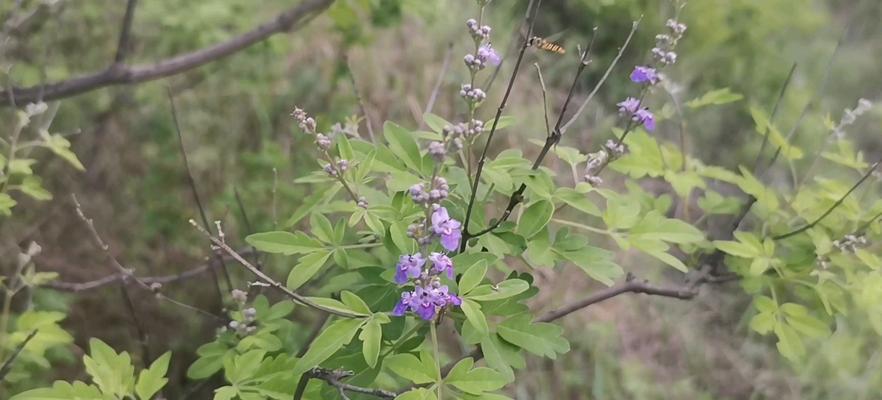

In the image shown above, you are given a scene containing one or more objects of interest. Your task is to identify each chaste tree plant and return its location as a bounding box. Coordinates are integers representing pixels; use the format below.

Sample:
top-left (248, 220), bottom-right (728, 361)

top-left (7, 0), bottom-right (882, 399)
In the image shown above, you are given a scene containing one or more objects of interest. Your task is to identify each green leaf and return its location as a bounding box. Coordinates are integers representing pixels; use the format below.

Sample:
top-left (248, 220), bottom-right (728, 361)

top-left (384, 121), bottom-right (423, 172)
top-left (468, 280), bottom-right (529, 302)
top-left (359, 317), bottom-right (383, 368)
top-left (395, 388), bottom-right (437, 400)
top-left (286, 251), bottom-right (331, 291)
top-left (44, 134), bottom-right (85, 171)
top-left (775, 323), bottom-right (805, 362)
top-left (736, 166), bottom-right (779, 210)
top-left (686, 87), bottom-right (743, 109)
top-left (461, 299), bottom-right (489, 337)
top-left (780, 303), bottom-right (830, 338)
top-left (83, 338), bottom-right (135, 398)
top-left (554, 187), bottom-right (600, 216)
top-left (135, 352), bottom-right (171, 400)
top-left (10, 381), bottom-right (105, 400)
top-left (341, 291), bottom-right (372, 314)
top-left (459, 260), bottom-right (488, 295)
top-left (497, 314), bottom-right (569, 359)
top-left (246, 231), bottom-right (323, 255)
top-left (0, 193), bottom-right (17, 216)
top-left (629, 211), bottom-right (704, 244)
top-left (423, 113), bottom-right (451, 133)
top-left (749, 105), bottom-right (803, 160)
top-left (516, 200), bottom-right (553, 239)
top-left (310, 213), bottom-right (336, 244)
top-left (602, 192), bottom-right (641, 230)
top-left (384, 354), bottom-right (435, 385)
top-left (494, 116), bottom-right (516, 130)
top-left (292, 318), bottom-right (365, 376)
top-left (556, 245), bottom-right (624, 285)
top-left (303, 297), bottom-right (369, 317)
top-left (630, 239), bottom-right (688, 272)
top-left (445, 359), bottom-right (509, 395)
top-left (18, 176), bottom-right (53, 201)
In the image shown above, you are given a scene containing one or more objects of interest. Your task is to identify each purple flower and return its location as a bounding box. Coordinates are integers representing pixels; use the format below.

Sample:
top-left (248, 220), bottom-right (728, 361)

top-left (429, 252), bottom-right (455, 279)
top-left (477, 44), bottom-right (501, 66)
top-left (395, 254), bottom-right (426, 284)
top-left (432, 207), bottom-right (462, 251)
top-left (617, 97), bottom-right (641, 115)
top-left (633, 108), bottom-right (656, 131)
top-left (630, 66), bottom-right (660, 85)
top-left (391, 284), bottom-right (462, 320)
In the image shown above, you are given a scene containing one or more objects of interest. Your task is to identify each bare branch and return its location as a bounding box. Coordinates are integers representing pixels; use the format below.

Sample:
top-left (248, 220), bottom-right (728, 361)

top-left (0, 0), bottom-right (334, 106)
top-left (0, 329), bottom-right (37, 382)
top-left (559, 18), bottom-right (641, 134)
top-left (72, 194), bottom-right (224, 322)
top-left (750, 62), bottom-right (797, 174)
top-left (43, 251), bottom-right (253, 292)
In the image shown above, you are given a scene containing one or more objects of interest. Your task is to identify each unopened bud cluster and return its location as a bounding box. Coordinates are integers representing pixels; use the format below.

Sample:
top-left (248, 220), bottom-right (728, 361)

top-left (460, 84), bottom-right (486, 103)
top-left (652, 19), bottom-right (687, 66)
top-left (409, 177), bottom-right (450, 206)
top-left (833, 234), bottom-right (868, 253)
top-left (221, 289), bottom-right (258, 337)
top-left (466, 18), bottom-right (491, 40)
top-left (291, 106), bottom-right (366, 208)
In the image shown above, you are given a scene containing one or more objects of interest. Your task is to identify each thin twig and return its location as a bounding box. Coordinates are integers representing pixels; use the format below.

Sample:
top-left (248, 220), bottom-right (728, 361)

top-left (750, 62), bottom-right (797, 175)
top-left (189, 221), bottom-right (367, 319)
top-left (300, 368), bottom-right (397, 399)
top-left (460, 0), bottom-right (543, 248)
top-left (43, 251), bottom-right (252, 292)
top-left (344, 54), bottom-right (375, 142)
top-left (533, 63), bottom-right (551, 136)
top-left (421, 42), bottom-right (453, 128)
top-left (0, 329), bottom-right (37, 382)
top-left (119, 282), bottom-right (152, 366)
top-left (168, 90), bottom-right (234, 303)
top-left (773, 161), bottom-right (880, 240)
top-left (559, 18), bottom-right (641, 134)
top-left (465, 29), bottom-right (595, 241)
top-left (72, 194), bottom-right (224, 322)
top-left (113, 0), bottom-right (138, 65)
top-left (0, 0), bottom-right (333, 106)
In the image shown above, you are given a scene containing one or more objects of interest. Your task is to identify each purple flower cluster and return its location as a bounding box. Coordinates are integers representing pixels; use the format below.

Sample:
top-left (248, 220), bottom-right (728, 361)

top-left (615, 18), bottom-right (688, 134)
top-left (392, 206), bottom-right (464, 321)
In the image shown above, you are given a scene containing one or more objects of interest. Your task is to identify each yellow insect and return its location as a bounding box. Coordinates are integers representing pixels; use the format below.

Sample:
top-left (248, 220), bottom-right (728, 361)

top-left (527, 36), bottom-right (566, 55)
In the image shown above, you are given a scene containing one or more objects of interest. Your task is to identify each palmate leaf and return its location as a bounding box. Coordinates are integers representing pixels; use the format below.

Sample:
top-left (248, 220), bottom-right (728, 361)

top-left (292, 318), bottom-right (365, 376)
top-left (496, 314), bottom-right (569, 359)
top-left (444, 358), bottom-right (510, 395)
top-left (10, 381), bottom-right (108, 400)
top-left (245, 231), bottom-right (323, 255)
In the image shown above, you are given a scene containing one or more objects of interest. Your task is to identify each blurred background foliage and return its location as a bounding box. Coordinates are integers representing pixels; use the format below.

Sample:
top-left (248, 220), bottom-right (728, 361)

top-left (1, 0), bottom-right (881, 398)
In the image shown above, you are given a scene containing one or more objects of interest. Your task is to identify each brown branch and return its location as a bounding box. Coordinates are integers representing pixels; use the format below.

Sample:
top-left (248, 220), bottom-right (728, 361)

top-left (0, 329), bottom-right (37, 382)
top-left (0, 0), bottom-right (334, 106)
top-left (43, 250), bottom-right (253, 292)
